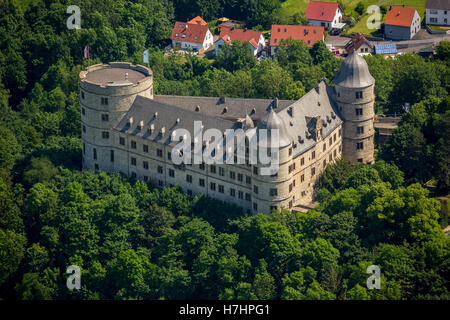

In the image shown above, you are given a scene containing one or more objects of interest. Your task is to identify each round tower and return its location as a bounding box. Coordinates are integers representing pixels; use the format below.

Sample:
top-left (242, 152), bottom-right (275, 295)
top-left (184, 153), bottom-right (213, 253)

top-left (79, 62), bottom-right (153, 172)
top-left (334, 52), bottom-right (375, 164)
top-left (252, 107), bottom-right (294, 213)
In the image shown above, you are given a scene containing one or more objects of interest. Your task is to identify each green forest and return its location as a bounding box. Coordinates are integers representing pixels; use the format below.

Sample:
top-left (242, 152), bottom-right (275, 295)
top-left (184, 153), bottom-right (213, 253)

top-left (0, 0), bottom-right (449, 300)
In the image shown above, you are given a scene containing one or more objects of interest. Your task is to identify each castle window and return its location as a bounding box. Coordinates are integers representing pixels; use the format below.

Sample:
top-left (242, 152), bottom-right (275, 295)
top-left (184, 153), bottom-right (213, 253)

top-left (311, 167), bottom-right (316, 176)
top-left (131, 141), bottom-right (136, 149)
top-left (101, 97), bottom-right (109, 105)
top-left (334, 149), bottom-right (337, 158)
top-left (323, 159), bottom-right (326, 168)
top-left (95, 164), bottom-right (99, 171)
top-left (219, 185), bottom-right (224, 193)
top-left (199, 163), bottom-right (205, 170)
top-left (131, 157), bottom-right (136, 166)
top-left (339, 129), bottom-right (342, 137)
top-left (254, 185), bottom-right (258, 194)
top-left (210, 165), bottom-right (216, 174)
top-left (143, 161), bottom-right (149, 170)
top-left (157, 166), bottom-right (163, 174)
top-left (83, 125), bottom-right (86, 133)
top-left (167, 151), bottom-right (171, 161)
top-left (186, 174), bottom-right (192, 183)
top-left (289, 183), bottom-right (293, 192)
top-left (323, 144), bottom-right (326, 152)
top-left (289, 147), bottom-right (292, 156)
top-left (82, 107), bottom-right (85, 115)
top-left (329, 154), bottom-right (332, 162)
top-left (357, 126), bottom-right (364, 134)
top-left (81, 91), bottom-right (85, 99)
top-left (358, 158), bottom-right (363, 162)
top-left (119, 137), bottom-right (125, 145)
top-left (101, 114), bottom-right (109, 121)
top-left (356, 142), bottom-right (364, 150)
top-left (219, 167), bottom-right (225, 176)
top-left (253, 166), bottom-right (258, 175)
top-left (246, 176), bottom-right (252, 184)
top-left (329, 138), bottom-right (332, 146)
top-left (312, 151), bottom-right (316, 159)
top-left (93, 148), bottom-right (97, 160)
top-left (230, 188), bottom-right (236, 197)
top-left (337, 91), bottom-right (340, 97)
top-left (270, 206), bottom-right (277, 211)
top-left (158, 180), bottom-right (163, 187)
top-left (356, 108), bottom-right (363, 116)
top-left (238, 173), bottom-right (243, 182)
top-left (334, 133), bottom-right (336, 143)
top-left (356, 91), bottom-right (363, 99)
top-left (301, 174), bottom-right (305, 182)
top-left (230, 171), bottom-right (236, 180)
top-left (157, 149), bottom-right (163, 157)
top-left (301, 157), bottom-right (305, 166)
top-left (210, 182), bottom-right (216, 191)
top-left (102, 131), bottom-right (109, 139)
top-left (245, 193), bottom-right (251, 201)
top-left (270, 188), bottom-right (277, 196)
top-left (110, 150), bottom-right (114, 162)
top-left (238, 191), bottom-right (244, 199)
top-left (143, 144), bottom-right (148, 153)
top-left (83, 143), bottom-right (85, 155)
top-left (169, 169), bottom-right (175, 177)
top-left (199, 178), bottom-right (205, 187)
top-left (253, 203), bottom-right (258, 211)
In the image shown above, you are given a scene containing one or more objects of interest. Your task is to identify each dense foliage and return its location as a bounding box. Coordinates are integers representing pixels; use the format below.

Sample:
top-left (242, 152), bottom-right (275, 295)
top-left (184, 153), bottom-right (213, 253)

top-left (0, 0), bottom-right (449, 300)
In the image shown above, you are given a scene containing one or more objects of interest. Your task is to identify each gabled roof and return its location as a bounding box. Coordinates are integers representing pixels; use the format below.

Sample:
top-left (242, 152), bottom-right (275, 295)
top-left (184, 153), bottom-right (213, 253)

top-left (345, 33), bottom-right (374, 53)
top-left (385, 6), bottom-right (419, 27)
top-left (426, 0), bottom-right (450, 10)
top-left (218, 27), bottom-right (263, 49)
top-left (305, 1), bottom-right (343, 22)
top-left (270, 25), bottom-right (324, 47)
top-left (188, 16), bottom-right (208, 26)
top-left (170, 21), bottom-right (210, 44)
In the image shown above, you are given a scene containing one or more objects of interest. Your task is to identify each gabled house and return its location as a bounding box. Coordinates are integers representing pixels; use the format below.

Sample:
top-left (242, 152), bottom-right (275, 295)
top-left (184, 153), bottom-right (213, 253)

top-left (384, 6), bottom-right (421, 40)
top-left (188, 16), bottom-right (208, 26)
top-left (214, 27), bottom-right (265, 56)
top-left (345, 34), bottom-right (374, 55)
top-left (305, 1), bottom-right (344, 30)
top-left (170, 21), bottom-right (214, 52)
top-left (426, 0), bottom-right (450, 26)
top-left (270, 25), bottom-right (325, 56)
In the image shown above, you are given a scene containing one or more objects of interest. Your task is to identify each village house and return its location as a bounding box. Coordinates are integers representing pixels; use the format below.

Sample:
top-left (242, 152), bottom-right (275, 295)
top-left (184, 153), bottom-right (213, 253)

top-left (384, 6), bottom-right (421, 40)
top-left (345, 34), bottom-right (374, 55)
top-left (305, 1), bottom-right (345, 31)
top-left (214, 27), bottom-right (266, 56)
top-left (426, 0), bottom-right (449, 26)
top-left (270, 25), bottom-right (325, 56)
top-left (170, 20), bottom-right (214, 52)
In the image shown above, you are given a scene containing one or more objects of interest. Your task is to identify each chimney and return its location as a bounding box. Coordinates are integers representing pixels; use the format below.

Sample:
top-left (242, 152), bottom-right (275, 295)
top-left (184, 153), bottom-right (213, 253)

top-left (160, 127), bottom-right (165, 136)
top-left (128, 117), bottom-right (134, 127)
top-left (149, 123), bottom-right (155, 134)
top-left (138, 120), bottom-right (144, 130)
top-left (273, 97), bottom-right (279, 109)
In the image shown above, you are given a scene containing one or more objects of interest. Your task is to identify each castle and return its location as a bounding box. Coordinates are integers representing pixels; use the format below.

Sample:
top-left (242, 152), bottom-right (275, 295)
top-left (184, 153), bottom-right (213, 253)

top-left (80, 52), bottom-right (375, 214)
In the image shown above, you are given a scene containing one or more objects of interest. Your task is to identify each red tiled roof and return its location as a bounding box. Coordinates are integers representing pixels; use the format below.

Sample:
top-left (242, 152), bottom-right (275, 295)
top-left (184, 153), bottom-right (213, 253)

top-left (170, 21), bottom-right (210, 44)
top-left (345, 33), bottom-right (374, 53)
top-left (188, 16), bottom-right (208, 26)
top-left (305, 1), bottom-right (343, 22)
top-left (385, 6), bottom-right (418, 27)
top-left (218, 27), bottom-right (263, 48)
top-left (270, 25), bottom-right (324, 47)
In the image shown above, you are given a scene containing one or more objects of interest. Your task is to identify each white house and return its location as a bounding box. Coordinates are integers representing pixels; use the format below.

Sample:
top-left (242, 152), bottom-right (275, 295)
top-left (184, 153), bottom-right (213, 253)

top-left (305, 1), bottom-right (345, 30)
top-left (170, 21), bottom-right (214, 52)
top-left (426, 0), bottom-right (450, 26)
top-left (214, 27), bottom-right (265, 56)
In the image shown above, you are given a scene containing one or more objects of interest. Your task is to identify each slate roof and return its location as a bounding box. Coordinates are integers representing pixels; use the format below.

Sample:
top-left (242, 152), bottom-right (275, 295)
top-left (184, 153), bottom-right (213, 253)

top-left (426, 0), bottom-right (450, 10)
top-left (385, 6), bottom-right (418, 27)
top-left (114, 81), bottom-right (343, 158)
top-left (170, 21), bottom-right (210, 44)
top-left (305, 1), bottom-right (343, 22)
top-left (270, 25), bottom-right (325, 47)
top-left (334, 51), bottom-right (375, 88)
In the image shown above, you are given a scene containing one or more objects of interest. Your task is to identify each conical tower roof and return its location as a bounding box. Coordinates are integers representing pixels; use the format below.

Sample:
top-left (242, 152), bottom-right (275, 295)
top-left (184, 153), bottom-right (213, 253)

top-left (334, 51), bottom-right (375, 88)
top-left (257, 106), bottom-right (292, 148)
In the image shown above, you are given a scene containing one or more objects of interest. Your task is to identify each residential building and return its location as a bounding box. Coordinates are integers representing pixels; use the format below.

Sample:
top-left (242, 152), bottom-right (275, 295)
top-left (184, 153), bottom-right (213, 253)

top-left (426, 0), bottom-right (449, 26)
top-left (384, 6), bottom-right (421, 40)
top-left (215, 27), bottom-right (265, 56)
top-left (170, 20), bottom-right (214, 52)
top-left (305, 1), bottom-right (345, 30)
top-left (345, 33), bottom-right (374, 55)
top-left (270, 25), bottom-right (325, 56)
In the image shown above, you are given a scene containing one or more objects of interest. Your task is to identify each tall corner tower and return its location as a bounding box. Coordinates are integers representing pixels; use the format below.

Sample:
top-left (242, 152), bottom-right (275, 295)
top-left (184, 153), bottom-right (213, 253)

top-left (79, 62), bottom-right (153, 172)
top-left (334, 52), bottom-right (375, 164)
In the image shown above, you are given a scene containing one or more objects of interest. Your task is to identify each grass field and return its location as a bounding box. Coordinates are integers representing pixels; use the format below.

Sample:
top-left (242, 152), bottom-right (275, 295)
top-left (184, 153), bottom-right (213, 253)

top-left (281, 0), bottom-right (427, 37)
